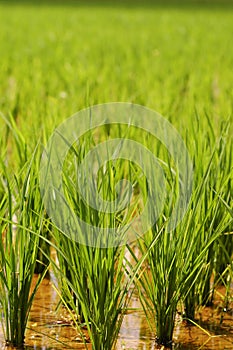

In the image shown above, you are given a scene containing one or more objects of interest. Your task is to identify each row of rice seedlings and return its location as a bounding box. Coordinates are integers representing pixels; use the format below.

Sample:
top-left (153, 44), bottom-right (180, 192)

top-left (45, 118), bottom-right (232, 348)
top-left (0, 146), bottom-right (47, 347)
top-left (128, 125), bottom-right (232, 346)
top-left (0, 112), bottom-right (231, 349)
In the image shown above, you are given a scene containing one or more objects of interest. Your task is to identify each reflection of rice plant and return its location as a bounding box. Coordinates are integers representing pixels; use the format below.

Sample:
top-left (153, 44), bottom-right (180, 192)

top-left (0, 147), bottom-right (47, 347)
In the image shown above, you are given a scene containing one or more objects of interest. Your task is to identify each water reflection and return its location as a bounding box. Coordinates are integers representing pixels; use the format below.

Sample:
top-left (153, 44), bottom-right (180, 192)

top-left (117, 296), bottom-right (155, 349)
top-left (0, 275), bottom-right (232, 349)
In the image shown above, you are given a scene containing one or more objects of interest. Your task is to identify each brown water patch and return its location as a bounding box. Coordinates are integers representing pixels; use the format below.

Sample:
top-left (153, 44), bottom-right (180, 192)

top-left (0, 275), bottom-right (232, 349)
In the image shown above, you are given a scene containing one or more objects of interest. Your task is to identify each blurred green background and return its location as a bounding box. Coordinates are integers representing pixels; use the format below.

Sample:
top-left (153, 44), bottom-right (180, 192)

top-left (0, 0), bottom-right (232, 143)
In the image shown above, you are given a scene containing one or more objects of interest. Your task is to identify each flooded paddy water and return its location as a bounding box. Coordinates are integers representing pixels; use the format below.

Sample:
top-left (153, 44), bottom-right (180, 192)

top-left (0, 274), bottom-right (232, 350)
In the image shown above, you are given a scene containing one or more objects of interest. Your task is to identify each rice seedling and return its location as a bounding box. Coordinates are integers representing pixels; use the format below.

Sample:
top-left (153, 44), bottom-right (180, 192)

top-left (42, 124), bottom-right (145, 350)
top-left (184, 116), bottom-right (233, 312)
top-left (0, 145), bottom-right (47, 347)
top-left (1, 113), bottom-right (51, 276)
top-left (129, 127), bottom-right (233, 346)
top-left (52, 236), bottom-right (128, 350)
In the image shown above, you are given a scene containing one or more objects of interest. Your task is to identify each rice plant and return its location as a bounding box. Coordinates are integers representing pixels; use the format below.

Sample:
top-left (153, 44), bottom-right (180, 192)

top-left (0, 146), bottom-right (47, 347)
top-left (1, 113), bottom-right (51, 276)
top-left (184, 116), bottom-right (233, 312)
top-left (130, 131), bottom-right (233, 347)
top-left (43, 127), bottom-right (141, 350)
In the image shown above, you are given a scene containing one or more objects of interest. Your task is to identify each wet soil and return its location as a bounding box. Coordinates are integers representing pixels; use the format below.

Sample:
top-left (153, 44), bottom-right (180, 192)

top-left (0, 274), bottom-right (232, 350)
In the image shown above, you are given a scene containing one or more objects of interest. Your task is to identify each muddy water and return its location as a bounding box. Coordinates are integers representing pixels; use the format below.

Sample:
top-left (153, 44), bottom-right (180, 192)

top-left (0, 274), bottom-right (232, 350)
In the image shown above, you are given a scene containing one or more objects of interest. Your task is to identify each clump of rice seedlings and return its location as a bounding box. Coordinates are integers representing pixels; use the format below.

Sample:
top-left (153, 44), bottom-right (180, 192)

top-left (184, 116), bottom-right (233, 311)
top-left (130, 131), bottom-right (232, 347)
top-left (0, 147), bottom-right (47, 347)
top-left (211, 132), bottom-right (233, 288)
top-left (53, 236), bottom-right (128, 350)
top-left (1, 113), bottom-right (51, 276)
top-left (183, 175), bottom-right (232, 320)
top-left (46, 128), bottom-right (141, 350)
top-left (215, 180), bottom-right (233, 315)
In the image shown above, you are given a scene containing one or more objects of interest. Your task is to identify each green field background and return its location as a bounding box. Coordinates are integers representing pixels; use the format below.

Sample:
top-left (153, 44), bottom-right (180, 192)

top-left (0, 0), bottom-right (232, 143)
